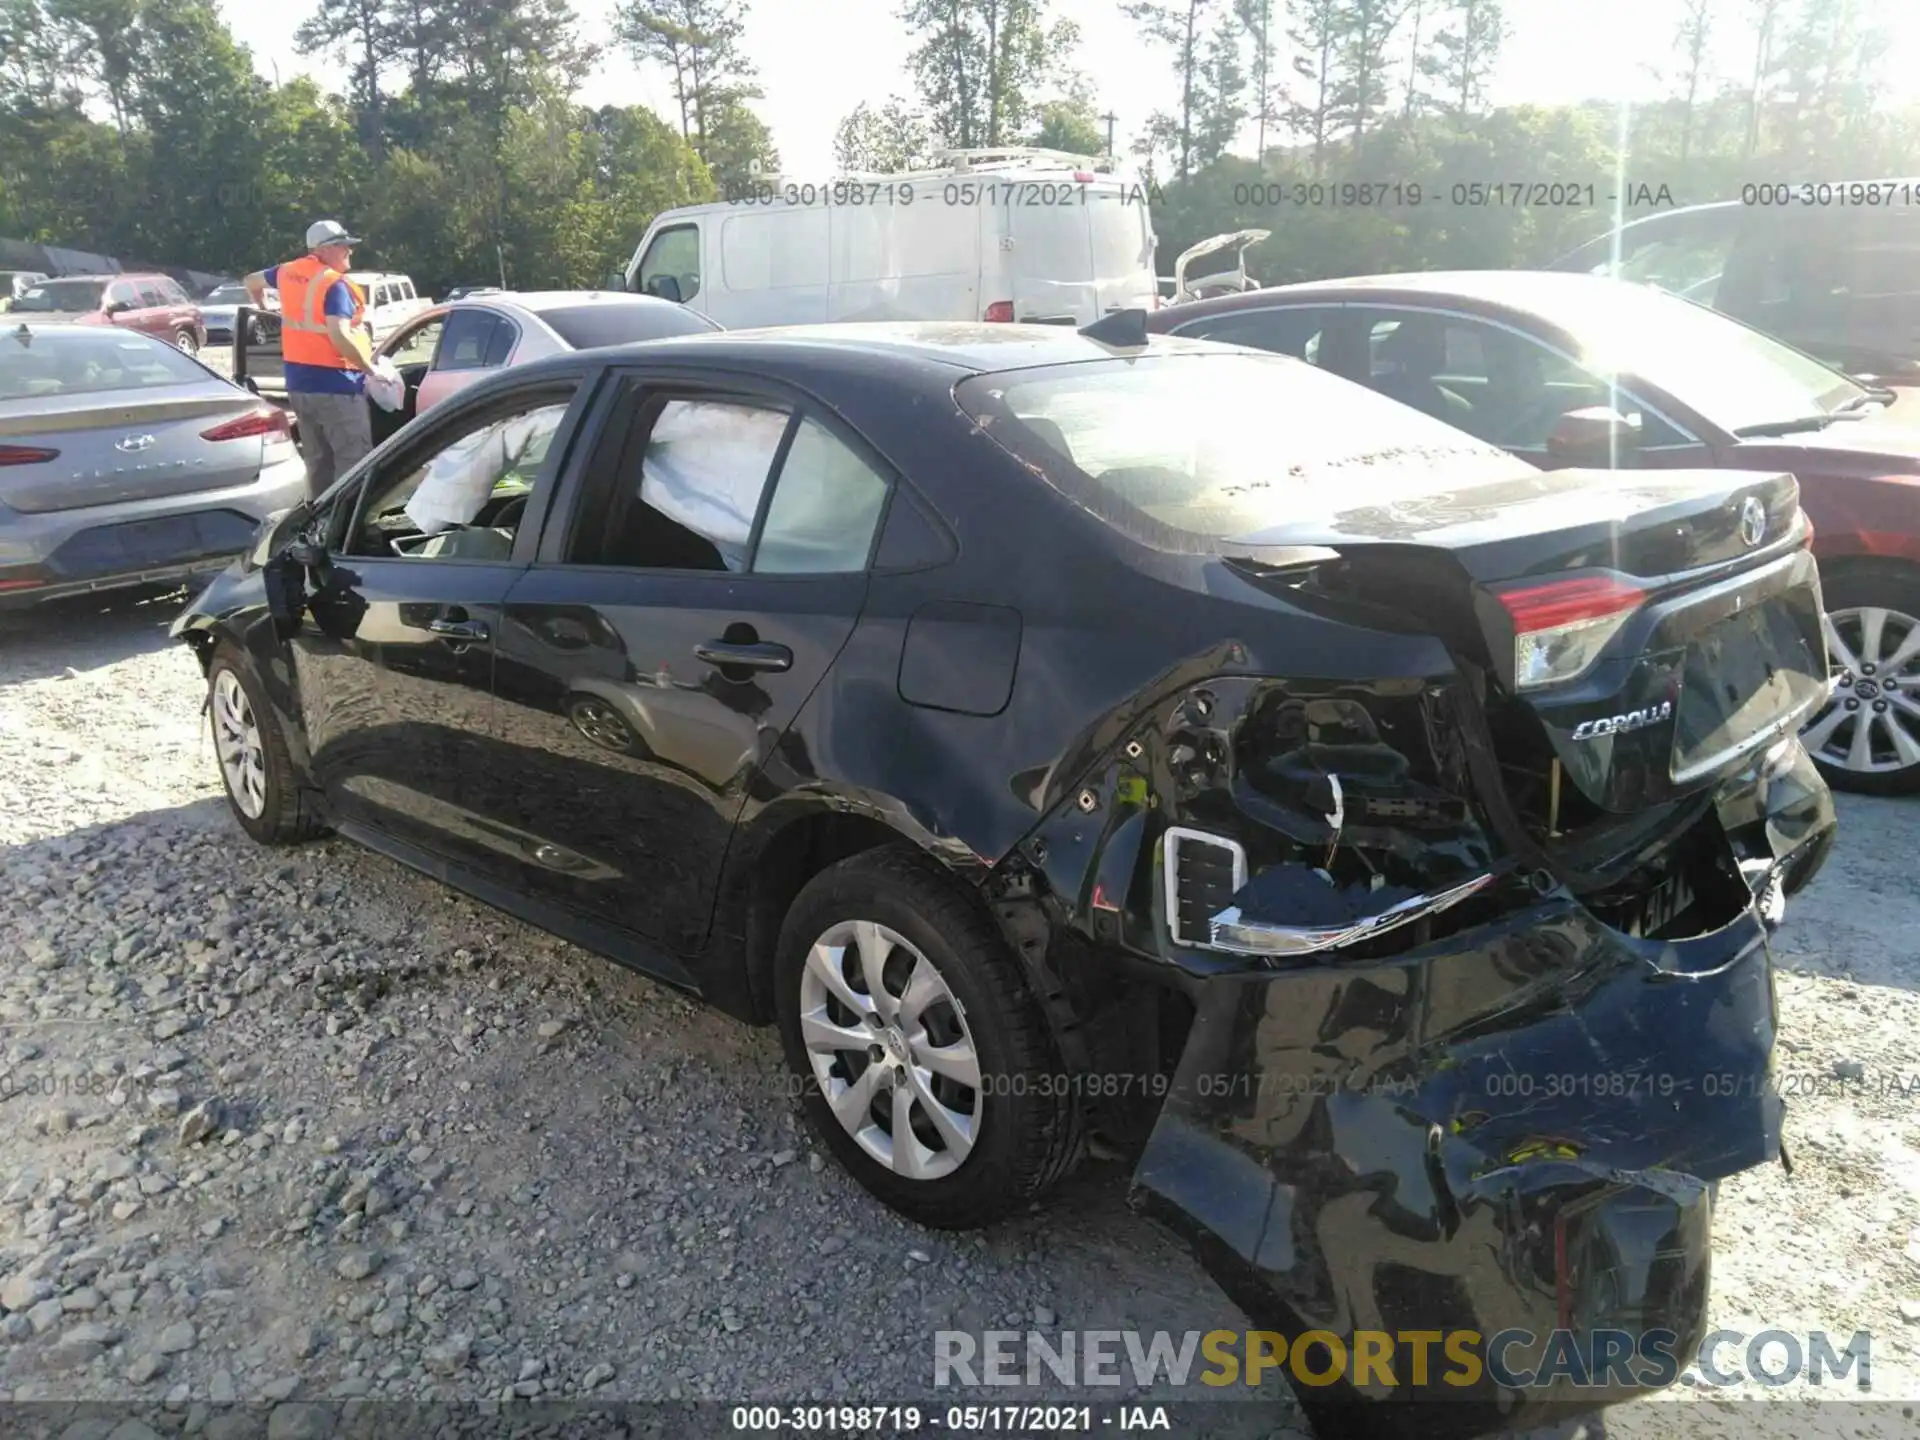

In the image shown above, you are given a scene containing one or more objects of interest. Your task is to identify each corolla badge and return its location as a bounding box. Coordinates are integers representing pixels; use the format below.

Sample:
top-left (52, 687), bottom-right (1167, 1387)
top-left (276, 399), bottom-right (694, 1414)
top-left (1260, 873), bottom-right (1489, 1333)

top-left (1739, 495), bottom-right (1767, 548)
top-left (1572, 700), bottom-right (1673, 741)
top-left (115, 433), bottom-right (156, 453)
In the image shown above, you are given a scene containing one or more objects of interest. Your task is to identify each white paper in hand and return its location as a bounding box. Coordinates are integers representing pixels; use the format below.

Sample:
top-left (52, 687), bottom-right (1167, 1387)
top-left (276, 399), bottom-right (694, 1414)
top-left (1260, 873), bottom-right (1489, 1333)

top-left (365, 358), bottom-right (405, 413)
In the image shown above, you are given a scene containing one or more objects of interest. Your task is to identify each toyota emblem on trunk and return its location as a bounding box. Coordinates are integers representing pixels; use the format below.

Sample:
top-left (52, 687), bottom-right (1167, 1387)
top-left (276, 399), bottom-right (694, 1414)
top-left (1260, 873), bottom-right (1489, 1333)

top-left (1739, 496), bottom-right (1767, 548)
top-left (115, 433), bottom-right (156, 453)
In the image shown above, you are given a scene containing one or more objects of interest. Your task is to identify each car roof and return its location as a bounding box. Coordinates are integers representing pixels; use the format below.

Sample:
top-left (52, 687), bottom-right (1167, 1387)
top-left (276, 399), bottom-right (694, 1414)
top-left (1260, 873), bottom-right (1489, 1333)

top-left (580, 321), bottom-right (1222, 373)
top-left (1157, 269), bottom-right (1667, 330)
top-left (477, 290), bottom-right (682, 314)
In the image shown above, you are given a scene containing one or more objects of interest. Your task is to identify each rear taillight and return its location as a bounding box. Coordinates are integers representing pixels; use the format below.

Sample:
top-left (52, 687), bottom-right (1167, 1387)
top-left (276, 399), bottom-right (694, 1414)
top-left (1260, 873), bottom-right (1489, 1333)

top-left (1494, 573), bottom-right (1646, 691)
top-left (0, 445), bottom-right (59, 466)
top-left (983, 301), bottom-right (1014, 323)
top-left (202, 406), bottom-right (292, 442)
top-left (1072, 170), bottom-right (1095, 183)
top-left (0, 579), bottom-right (42, 591)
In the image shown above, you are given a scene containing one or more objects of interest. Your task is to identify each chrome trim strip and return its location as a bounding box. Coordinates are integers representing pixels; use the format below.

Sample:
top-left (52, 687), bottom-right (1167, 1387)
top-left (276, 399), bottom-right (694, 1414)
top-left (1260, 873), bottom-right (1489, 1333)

top-left (1162, 826), bottom-right (1248, 948)
top-left (1208, 872), bottom-right (1496, 958)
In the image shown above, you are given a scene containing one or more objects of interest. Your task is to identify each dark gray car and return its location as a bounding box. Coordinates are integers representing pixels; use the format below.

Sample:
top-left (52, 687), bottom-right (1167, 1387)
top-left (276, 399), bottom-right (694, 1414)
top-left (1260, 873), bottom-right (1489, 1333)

top-left (0, 323), bottom-right (308, 607)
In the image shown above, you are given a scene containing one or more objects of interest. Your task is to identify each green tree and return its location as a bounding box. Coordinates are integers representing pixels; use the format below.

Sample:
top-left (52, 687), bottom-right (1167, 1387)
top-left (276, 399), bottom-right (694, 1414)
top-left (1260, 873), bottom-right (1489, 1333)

top-left (615, 0), bottom-right (754, 159)
top-left (1427, 0), bottom-right (1506, 119)
top-left (1286, 0), bottom-right (1341, 169)
top-left (901, 0), bottom-right (1079, 148)
top-left (700, 93), bottom-right (779, 192)
top-left (293, 0), bottom-right (392, 157)
top-left (1124, 0), bottom-right (1212, 177)
top-left (834, 98), bottom-right (938, 171)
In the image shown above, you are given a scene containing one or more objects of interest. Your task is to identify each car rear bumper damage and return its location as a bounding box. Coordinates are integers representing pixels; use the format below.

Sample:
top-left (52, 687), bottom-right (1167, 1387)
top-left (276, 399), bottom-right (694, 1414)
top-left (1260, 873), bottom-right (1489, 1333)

top-left (986, 642), bottom-right (1831, 1436)
top-left (1123, 740), bottom-right (1828, 1436)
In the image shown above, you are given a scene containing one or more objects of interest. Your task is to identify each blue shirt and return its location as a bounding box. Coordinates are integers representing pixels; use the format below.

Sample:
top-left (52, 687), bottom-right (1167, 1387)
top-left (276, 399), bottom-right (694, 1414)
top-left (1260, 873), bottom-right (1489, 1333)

top-left (265, 264), bottom-right (366, 395)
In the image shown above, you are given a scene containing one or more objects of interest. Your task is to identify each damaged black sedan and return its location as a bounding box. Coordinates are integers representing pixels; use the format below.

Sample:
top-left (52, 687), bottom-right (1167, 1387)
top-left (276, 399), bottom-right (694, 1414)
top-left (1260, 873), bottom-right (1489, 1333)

top-left (172, 321), bottom-right (1836, 1437)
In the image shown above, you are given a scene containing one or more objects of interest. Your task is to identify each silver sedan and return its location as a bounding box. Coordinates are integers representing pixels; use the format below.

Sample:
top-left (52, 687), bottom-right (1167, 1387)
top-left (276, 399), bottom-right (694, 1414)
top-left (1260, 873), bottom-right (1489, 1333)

top-left (0, 323), bottom-right (307, 608)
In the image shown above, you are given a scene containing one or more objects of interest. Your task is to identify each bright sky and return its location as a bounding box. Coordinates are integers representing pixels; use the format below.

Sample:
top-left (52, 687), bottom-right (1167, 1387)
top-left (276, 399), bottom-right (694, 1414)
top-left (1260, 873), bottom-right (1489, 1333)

top-left (219, 0), bottom-right (1920, 177)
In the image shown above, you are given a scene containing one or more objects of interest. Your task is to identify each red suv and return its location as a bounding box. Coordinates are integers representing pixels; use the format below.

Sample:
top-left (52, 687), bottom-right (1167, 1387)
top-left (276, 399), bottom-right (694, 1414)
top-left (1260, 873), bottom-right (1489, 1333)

top-left (9, 273), bottom-right (207, 354)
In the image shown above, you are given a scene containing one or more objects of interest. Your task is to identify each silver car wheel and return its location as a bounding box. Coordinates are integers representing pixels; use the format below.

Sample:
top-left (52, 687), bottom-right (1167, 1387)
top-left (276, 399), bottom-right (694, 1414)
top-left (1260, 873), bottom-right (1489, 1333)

top-left (1803, 605), bottom-right (1920, 774)
top-left (175, 330), bottom-right (199, 354)
top-left (212, 670), bottom-right (268, 819)
top-left (797, 919), bottom-right (982, 1181)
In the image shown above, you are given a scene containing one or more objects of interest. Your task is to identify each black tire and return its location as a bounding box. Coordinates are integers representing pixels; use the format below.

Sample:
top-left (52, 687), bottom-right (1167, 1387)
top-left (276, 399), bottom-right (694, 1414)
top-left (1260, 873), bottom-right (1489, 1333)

top-left (174, 328), bottom-right (200, 355)
top-left (1804, 560), bottom-right (1920, 796)
top-left (773, 846), bottom-right (1083, 1229)
top-left (207, 643), bottom-right (327, 844)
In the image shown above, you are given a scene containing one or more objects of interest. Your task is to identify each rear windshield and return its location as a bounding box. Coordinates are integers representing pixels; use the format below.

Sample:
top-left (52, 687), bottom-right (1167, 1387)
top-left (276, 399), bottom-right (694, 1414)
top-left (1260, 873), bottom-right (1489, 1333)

top-left (539, 302), bottom-right (721, 350)
top-left (12, 280), bottom-right (106, 313)
top-left (954, 351), bottom-right (1535, 549)
top-left (0, 329), bottom-right (211, 401)
top-left (204, 286), bottom-right (249, 304)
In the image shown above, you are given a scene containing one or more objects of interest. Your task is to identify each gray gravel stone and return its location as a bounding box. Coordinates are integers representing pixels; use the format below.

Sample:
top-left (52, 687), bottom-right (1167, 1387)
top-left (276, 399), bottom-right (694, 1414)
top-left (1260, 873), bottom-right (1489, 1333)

top-left (155, 1320), bottom-right (196, 1354)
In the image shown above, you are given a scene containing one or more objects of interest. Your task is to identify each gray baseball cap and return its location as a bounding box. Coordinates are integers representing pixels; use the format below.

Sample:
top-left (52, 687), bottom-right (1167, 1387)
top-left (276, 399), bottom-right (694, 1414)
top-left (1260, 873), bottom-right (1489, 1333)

top-left (305, 219), bottom-right (362, 249)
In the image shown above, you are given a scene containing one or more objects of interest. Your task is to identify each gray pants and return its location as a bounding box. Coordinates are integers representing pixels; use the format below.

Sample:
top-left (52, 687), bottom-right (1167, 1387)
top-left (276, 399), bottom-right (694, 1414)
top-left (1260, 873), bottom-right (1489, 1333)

top-left (288, 390), bottom-right (373, 500)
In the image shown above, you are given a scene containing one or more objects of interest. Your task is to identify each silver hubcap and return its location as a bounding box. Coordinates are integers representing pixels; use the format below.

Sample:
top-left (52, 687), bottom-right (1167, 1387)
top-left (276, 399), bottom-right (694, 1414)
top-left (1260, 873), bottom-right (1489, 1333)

top-left (212, 670), bottom-right (268, 818)
top-left (176, 332), bottom-right (196, 352)
top-left (569, 698), bottom-right (633, 751)
top-left (798, 920), bottom-right (982, 1181)
top-left (1804, 605), bottom-right (1920, 774)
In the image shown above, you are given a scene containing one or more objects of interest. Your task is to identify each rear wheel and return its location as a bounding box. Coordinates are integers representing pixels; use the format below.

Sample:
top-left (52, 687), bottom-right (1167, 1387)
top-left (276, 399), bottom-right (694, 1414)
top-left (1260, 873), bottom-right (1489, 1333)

top-left (1801, 562), bottom-right (1920, 795)
top-left (174, 328), bottom-right (200, 355)
top-left (774, 847), bottom-right (1081, 1229)
top-left (208, 645), bottom-right (326, 843)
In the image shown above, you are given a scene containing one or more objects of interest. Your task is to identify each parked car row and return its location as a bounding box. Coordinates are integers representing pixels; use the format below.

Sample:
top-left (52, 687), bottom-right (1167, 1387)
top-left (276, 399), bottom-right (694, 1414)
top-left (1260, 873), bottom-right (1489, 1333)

top-left (3, 177), bottom-right (1906, 1433)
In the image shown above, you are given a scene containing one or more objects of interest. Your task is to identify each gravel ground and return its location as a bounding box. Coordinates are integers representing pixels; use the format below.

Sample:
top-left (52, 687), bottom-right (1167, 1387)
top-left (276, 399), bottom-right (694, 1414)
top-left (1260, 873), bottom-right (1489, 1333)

top-left (1, 587), bottom-right (1918, 1440)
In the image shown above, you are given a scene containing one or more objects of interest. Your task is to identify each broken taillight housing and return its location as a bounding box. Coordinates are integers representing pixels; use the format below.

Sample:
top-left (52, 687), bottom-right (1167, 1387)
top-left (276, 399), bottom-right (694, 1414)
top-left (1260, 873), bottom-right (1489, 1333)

top-left (983, 300), bottom-right (1015, 323)
top-left (1493, 573), bottom-right (1646, 691)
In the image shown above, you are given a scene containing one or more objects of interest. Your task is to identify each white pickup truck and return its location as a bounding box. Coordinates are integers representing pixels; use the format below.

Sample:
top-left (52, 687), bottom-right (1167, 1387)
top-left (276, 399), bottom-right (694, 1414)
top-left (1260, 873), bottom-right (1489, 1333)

top-left (346, 271), bottom-right (431, 344)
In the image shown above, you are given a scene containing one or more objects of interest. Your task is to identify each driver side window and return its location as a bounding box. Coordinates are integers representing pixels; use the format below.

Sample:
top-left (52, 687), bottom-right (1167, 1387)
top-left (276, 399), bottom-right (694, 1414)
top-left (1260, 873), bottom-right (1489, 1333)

top-left (637, 225), bottom-right (700, 303)
top-left (344, 391), bottom-right (575, 560)
top-left (386, 316), bottom-right (444, 368)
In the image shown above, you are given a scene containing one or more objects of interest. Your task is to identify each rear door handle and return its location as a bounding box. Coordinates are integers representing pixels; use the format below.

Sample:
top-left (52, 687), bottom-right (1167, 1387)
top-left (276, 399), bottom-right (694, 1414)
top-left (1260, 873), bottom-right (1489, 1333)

top-left (694, 639), bottom-right (791, 672)
top-left (429, 617), bottom-right (489, 641)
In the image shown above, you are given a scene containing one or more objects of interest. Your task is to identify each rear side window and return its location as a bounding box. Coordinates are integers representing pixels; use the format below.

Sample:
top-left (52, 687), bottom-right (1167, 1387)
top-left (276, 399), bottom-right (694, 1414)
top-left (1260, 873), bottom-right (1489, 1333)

top-left (0, 330), bottom-right (209, 399)
top-left (438, 310), bottom-right (504, 370)
top-left (753, 417), bottom-right (890, 573)
top-left (135, 281), bottom-right (168, 308)
top-left (539, 303), bottom-right (721, 350)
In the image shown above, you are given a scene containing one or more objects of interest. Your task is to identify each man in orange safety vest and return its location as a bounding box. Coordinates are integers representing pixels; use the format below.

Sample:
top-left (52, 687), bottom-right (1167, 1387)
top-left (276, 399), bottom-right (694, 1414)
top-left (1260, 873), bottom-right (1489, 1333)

top-left (243, 220), bottom-right (376, 499)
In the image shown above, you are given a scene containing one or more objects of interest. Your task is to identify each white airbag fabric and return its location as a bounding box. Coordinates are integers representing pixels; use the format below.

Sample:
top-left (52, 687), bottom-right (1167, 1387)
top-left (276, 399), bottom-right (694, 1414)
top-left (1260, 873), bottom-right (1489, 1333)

top-left (637, 401), bottom-right (788, 571)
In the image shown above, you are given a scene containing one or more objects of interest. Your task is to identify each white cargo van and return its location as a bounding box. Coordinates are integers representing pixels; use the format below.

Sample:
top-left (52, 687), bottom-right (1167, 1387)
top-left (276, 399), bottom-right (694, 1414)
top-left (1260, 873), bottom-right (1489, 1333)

top-left (621, 148), bottom-right (1160, 327)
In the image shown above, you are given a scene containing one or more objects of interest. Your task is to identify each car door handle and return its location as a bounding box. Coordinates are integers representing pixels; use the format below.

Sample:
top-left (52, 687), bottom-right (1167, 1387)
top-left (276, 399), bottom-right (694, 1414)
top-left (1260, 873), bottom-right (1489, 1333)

top-left (694, 639), bottom-right (791, 672)
top-left (428, 617), bottom-right (489, 641)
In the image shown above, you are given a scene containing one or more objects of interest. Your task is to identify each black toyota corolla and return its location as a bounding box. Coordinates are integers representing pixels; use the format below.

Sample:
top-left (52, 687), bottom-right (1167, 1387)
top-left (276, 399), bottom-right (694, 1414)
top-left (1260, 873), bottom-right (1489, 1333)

top-left (173, 320), bottom-right (1836, 1438)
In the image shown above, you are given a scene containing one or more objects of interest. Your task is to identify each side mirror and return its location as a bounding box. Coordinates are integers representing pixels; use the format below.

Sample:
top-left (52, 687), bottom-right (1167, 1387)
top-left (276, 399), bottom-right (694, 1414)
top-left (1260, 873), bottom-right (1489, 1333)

top-left (105, 300), bottom-right (134, 316)
top-left (1546, 406), bottom-right (1642, 466)
top-left (643, 274), bottom-right (682, 304)
top-left (603, 271), bottom-right (628, 292)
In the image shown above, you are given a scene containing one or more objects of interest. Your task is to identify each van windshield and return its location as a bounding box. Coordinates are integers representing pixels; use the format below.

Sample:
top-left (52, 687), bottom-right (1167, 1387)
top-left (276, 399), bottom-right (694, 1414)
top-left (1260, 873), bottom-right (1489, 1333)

top-left (955, 351), bottom-right (1535, 550)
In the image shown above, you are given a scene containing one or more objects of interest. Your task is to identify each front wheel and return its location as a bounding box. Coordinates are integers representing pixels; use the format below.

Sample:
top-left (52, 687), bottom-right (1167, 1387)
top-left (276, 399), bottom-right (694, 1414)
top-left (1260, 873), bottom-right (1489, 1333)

top-left (1801, 562), bottom-right (1920, 795)
top-left (174, 328), bottom-right (200, 355)
top-left (207, 646), bottom-right (327, 843)
top-left (774, 847), bottom-right (1082, 1229)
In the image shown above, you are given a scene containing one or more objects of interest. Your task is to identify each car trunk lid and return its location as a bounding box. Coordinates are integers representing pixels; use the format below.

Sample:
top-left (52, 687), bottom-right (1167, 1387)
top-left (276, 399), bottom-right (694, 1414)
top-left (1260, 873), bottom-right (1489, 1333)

top-left (0, 390), bottom-right (275, 512)
top-left (1222, 467), bottom-right (1828, 819)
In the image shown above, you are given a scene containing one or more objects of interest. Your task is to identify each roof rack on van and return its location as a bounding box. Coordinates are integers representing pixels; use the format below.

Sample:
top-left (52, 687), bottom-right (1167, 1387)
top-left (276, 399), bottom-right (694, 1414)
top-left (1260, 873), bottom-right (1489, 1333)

top-left (932, 146), bottom-right (1113, 173)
